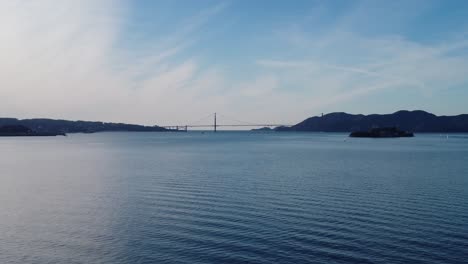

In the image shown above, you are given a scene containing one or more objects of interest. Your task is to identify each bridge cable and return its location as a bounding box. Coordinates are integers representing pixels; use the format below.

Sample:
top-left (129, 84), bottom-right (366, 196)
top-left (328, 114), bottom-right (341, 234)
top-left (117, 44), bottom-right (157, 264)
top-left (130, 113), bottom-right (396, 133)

top-left (216, 113), bottom-right (259, 126)
top-left (187, 113), bottom-right (216, 126)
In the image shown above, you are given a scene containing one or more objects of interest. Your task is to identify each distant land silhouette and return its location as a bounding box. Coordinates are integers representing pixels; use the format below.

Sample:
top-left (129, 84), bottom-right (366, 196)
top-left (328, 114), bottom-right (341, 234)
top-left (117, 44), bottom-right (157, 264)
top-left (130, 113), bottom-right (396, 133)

top-left (2, 110), bottom-right (468, 135)
top-left (0, 125), bottom-right (66, 137)
top-left (251, 127), bottom-right (273, 132)
top-left (276, 110), bottom-right (468, 132)
top-left (349, 127), bottom-right (414, 138)
top-left (0, 118), bottom-right (168, 134)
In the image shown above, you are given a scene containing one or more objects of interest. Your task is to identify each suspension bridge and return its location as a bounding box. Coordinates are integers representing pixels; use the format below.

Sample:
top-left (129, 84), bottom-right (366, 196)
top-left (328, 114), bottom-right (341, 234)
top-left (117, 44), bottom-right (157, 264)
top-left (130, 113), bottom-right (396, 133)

top-left (160, 113), bottom-right (293, 132)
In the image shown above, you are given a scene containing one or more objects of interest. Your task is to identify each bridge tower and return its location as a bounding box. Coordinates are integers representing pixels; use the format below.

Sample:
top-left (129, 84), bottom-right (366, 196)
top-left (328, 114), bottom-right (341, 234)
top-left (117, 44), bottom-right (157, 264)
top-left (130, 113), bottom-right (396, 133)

top-left (214, 112), bottom-right (217, 132)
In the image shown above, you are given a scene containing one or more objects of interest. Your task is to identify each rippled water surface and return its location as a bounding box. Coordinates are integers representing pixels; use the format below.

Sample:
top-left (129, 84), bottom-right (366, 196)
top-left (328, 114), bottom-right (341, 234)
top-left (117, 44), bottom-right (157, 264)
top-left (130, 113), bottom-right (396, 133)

top-left (1, 132), bottom-right (467, 263)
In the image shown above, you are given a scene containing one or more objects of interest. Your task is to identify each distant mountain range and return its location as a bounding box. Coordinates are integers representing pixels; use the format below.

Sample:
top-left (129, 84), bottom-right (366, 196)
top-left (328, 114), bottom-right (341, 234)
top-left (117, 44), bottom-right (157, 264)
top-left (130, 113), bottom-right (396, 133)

top-left (0, 118), bottom-right (168, 134)
top-left (3, 110), bottom-right (468, 134)
top-left (276, 110), bottom-right (468, 132)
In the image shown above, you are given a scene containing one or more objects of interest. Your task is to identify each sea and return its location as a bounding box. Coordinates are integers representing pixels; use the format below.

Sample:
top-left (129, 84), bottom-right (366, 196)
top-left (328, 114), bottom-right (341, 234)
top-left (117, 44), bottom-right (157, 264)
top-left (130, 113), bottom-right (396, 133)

top-left (1, 132), bottom-right (467, 264)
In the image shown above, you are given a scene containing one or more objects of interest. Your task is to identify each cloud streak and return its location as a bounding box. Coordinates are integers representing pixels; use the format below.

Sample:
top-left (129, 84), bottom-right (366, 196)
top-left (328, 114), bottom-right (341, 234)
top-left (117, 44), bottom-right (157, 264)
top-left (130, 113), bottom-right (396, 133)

top-left (256, 30), bottom-right (468, 114)
top-left (1, 0), bottom-right (467, 125)
top-left (0, 1), bottom-right (232, 124)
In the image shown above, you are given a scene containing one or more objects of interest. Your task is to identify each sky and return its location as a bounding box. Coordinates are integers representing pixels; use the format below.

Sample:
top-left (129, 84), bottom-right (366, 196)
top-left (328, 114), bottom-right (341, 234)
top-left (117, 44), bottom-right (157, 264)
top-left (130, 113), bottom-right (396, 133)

top-left (1, 0), bottom-right (468, 126)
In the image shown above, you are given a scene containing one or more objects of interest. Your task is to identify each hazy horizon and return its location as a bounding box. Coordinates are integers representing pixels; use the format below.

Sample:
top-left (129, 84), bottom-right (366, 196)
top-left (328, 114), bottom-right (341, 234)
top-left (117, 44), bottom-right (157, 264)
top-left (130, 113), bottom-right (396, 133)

top-left (1, 109), bottom-right (466, 128)
top-left (2, 0), bottom-right (468, 126)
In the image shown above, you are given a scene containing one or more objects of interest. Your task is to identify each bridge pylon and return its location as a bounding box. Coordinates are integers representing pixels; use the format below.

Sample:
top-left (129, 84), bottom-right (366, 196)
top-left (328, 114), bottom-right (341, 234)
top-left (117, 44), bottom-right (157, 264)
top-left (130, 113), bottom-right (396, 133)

top-left (214, 113), bottom-right (217, 132)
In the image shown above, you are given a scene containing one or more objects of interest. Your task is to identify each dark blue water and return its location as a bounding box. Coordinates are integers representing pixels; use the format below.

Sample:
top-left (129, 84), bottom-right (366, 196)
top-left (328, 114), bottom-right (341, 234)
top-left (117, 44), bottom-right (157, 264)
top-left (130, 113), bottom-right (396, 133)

top-left (1, 132), bottom-right (467, 263)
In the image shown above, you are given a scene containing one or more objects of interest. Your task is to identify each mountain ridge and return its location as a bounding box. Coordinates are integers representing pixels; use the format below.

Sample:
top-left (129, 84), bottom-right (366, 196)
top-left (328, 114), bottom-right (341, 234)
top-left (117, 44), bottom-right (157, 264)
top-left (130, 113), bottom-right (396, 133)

top-left (277, 110), bottom-right (468, 132)
top-left (0, 118), bottom-right (168, 134)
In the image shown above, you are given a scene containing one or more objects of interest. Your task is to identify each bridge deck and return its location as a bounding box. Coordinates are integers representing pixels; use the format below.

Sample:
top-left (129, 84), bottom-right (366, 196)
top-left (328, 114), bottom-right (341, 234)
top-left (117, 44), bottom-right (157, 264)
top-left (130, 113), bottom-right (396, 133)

top-left (163, 124), bottom-right (290, 128)
top-left (159, 113), bottom-right (293, 131)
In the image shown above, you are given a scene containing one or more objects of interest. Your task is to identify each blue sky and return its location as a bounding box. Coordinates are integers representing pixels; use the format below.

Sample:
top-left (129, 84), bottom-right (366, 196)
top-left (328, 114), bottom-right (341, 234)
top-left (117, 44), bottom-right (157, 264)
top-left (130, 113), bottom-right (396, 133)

top-left (1, 0), bottom-right (468, 125)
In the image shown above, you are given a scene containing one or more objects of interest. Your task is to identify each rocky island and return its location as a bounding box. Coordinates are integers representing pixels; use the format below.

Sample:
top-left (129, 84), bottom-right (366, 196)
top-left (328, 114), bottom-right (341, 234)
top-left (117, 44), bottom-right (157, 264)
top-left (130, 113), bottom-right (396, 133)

top-left (349, 127), bottom-right (414, 138)
top-left (251, 127), bottom-right (273, 132)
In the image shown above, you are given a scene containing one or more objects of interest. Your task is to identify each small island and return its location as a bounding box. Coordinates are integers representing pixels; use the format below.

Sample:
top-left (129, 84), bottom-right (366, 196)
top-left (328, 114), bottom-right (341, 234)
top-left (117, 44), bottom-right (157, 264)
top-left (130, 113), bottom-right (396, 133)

top-left (350, 127), bottom-right (414, 138)
top-left (0, 125), bottom-right (66, 137)
top-left (251, 127), bottom-right (273, 132)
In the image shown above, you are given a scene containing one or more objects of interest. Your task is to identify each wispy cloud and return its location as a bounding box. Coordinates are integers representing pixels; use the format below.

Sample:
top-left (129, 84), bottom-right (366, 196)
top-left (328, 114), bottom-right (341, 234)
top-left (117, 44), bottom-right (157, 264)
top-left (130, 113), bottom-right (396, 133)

top-left (1, 0), bottom-right (467, 125)
top-left (256, 28), bottom-right (468, 114)
top-left (0, 1), bottom-right (231, 124)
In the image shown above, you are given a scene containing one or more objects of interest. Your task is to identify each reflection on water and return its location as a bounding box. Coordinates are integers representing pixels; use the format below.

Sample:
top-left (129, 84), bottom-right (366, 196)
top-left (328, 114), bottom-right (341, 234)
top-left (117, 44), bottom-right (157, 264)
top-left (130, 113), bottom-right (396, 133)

top-left (1, 132), bottom-right (467, 263)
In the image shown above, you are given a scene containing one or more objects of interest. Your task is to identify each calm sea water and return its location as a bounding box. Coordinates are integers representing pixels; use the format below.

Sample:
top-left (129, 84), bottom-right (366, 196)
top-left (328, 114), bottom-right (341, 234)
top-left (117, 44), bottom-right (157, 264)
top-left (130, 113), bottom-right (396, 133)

top-left (1, 132), bottom-right (467, 264)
